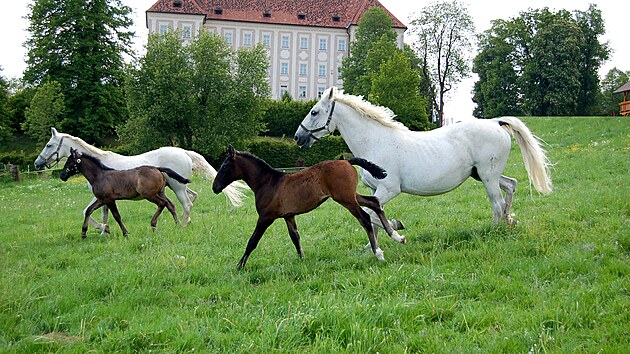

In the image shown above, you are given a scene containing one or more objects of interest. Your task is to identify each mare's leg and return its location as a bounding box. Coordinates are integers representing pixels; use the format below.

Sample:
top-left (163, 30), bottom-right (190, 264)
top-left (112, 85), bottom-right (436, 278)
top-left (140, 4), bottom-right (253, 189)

top-left (335, 199), bottom-right (384, 261)
top-left (365, 184), bottom-right (404, 232)
top-left (238, 217), bottom-right (274, 269)
top-left (83, 197), bottom-right (110, 234)
top-left (107, 202), bottom-right (128, 236)
top-left (186, 187), bottom-right (198, 203)
top-left (357, 194), bottom-right (406, 244)
top-left (165, 177), bottom-right (193, 226)
top-left (500, 175), bottom-right (517, 225)
top-left (480, 177), bottom-right (506, 225)
top-left (82, 199), bottom-right (105, 238)
top-left (284, 216), bottom-right (304, 258)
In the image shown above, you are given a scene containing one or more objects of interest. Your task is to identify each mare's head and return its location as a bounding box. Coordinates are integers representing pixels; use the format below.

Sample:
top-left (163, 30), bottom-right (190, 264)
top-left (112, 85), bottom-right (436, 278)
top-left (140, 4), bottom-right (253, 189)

top-left (294, 87), bottom-right (338, 148)
top-left (213, 145), bottom-right (243, 194)
top-left (35, 127), bottom-right (70, 169)
top-left (60, 148), bottom-right (82, 181)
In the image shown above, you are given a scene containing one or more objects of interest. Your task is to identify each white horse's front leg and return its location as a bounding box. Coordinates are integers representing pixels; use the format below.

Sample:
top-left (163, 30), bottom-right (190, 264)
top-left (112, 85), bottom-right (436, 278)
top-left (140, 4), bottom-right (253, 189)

top-left (362, 184), bottom-right (402, 247)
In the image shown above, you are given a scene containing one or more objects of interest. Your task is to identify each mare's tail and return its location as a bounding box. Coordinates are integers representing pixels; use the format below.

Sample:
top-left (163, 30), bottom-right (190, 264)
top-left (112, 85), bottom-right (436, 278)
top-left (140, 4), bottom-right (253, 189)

top-left (158, 167), bottom-right (191, 184)
top-left (348, 158), bottom-right (387, 179)
top-left (185, 150), bottom-right (249, 207)
top-left (494, 116), bottom-right (553, 194)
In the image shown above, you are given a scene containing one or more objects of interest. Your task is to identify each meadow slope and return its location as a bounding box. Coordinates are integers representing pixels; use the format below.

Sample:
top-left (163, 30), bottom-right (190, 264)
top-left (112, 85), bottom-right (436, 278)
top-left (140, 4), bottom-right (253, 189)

top-left (0, 117), bottom-right (628, 352)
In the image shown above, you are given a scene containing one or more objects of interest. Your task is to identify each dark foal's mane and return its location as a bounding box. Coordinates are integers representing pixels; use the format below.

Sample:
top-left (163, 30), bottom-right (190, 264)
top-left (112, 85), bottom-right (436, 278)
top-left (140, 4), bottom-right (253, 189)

top-left (79, 153), bottom-right (114, 171)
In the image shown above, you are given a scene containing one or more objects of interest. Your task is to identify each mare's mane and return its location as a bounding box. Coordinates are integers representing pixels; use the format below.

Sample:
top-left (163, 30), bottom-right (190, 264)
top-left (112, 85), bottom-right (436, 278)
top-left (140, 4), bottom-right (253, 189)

top-left (61, 133), bottom-right (112, 157)
top-left (77, 152), bottom-right (115, 171)
top-left (330, 88), bottom-right (409, 131)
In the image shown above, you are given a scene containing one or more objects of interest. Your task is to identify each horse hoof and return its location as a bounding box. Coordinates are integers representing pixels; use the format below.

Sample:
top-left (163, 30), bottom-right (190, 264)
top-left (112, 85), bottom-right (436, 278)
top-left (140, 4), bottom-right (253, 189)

top-left (391, 219), bottom-right (405, 230)
top-left (400, 236), bottom-right (407, 244)
top-left (375, 248), bottom-right (385, 261)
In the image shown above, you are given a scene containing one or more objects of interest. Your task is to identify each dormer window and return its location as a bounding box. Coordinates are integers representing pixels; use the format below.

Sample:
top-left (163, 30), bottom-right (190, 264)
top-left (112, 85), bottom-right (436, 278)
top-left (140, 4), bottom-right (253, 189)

top-left (332, 15), bottom-right (340, 22)
top-left (263, 11), bottom-right (271, 18)
top-left (214, 8), bottom-right (223, 15)
top-left (173, 0), bottom-right (182, 8)
top-left (298, 14), bottom-right (306, 20)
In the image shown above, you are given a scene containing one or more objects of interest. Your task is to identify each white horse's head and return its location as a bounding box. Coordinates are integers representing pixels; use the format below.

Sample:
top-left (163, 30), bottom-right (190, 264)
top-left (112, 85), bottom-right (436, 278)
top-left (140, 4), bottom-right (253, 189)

top-left (34, 127), bottom-right (70, 169)
top-left (294, 87), bottom-right (338, 148)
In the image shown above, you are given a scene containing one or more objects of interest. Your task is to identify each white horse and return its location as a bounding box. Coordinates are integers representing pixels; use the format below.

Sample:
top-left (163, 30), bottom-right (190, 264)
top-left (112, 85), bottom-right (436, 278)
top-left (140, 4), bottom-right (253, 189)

top-left (295, 87), bottom-right (552, 234)
top-left (35, 127), bottom-right (248, 233)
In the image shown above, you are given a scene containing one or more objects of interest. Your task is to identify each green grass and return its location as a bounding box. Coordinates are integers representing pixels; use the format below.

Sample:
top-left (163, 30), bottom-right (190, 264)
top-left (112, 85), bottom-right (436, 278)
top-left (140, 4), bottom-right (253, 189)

top-left (0, 117), bottom-right (628, 352)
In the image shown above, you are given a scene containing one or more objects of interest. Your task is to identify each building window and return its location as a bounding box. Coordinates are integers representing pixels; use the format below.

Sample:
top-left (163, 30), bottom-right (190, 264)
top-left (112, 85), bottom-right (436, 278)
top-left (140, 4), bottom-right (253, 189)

top-left (300, 37), bottom-right (308, 49)
top-left (182, 25), bottom-right (191, 39)
top-left (263, 11), bottom-right (271, 18)
top-left (243, 33), bottom-right (252, 46)
top-left (338, 39), bottom-right (346, 52)
top-left (281, 35), bottom-right (290, 48)
top-left (317, 87), bottom-right (326, 98)
top-left (319, 38), bottom-right (327, 51)
top-left (299, 86), bottom-right (307, 98)
top-left (224, 32), bottom-right (233, 45)
top-left (332, 15), bottom-right (340, 22)
top-left (280, 85), bottom-right (288, 97)
top-left (318, 64), bottom-right (326, 77)
top-left (280, 62), bottom-right (289, 75)
top-left (298, 14), bottom-right (306, 20)
top-left (262, 34), bottom-right (271, 47)
top-left (214, 9), bottom-right (223, 15)
top-left (159, 24), bottom-right (168, 35)
top-left (299, 63), bottom-right (307, 76)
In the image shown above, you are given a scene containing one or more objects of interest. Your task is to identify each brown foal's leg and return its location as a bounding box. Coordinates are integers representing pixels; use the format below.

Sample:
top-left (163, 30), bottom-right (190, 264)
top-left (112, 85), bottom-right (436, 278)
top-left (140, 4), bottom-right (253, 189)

top-left (284, 216), bottom-right (304, 258)
top-left (335, 198), bottom-right (385, 261)
top-left (107, 202), bottom-right (128, 236)
top-left (238, 217), bottom-right (274, 269)
top-left (357, 194), bottom-right (406, 244)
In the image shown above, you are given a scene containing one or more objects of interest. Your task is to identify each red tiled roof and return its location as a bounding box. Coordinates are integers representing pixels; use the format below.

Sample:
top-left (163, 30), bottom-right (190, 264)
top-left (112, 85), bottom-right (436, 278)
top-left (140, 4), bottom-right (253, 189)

top-left (147, 0), bottom-right (406, 29)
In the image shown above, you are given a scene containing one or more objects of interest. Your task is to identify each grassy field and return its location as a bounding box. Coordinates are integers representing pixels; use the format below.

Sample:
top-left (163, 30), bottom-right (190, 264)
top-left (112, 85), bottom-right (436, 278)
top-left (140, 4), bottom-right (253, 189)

top-left (0, 117), bottom-right (628, 353)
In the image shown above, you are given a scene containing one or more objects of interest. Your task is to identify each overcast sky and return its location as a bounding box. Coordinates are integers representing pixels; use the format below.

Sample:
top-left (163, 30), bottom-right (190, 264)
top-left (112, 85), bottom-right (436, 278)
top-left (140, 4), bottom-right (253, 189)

top-left (1, 0), bottom-right (627, 119)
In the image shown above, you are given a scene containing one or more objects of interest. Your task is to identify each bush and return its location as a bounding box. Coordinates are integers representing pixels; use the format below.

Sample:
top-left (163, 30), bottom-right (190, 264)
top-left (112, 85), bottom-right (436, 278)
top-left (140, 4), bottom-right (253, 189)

top-left (231, 136), bottom-right (350, 168)
top-left (261, 98), bottom-right (318, 138)
top-left (0, 150), bottom-right (40, 169)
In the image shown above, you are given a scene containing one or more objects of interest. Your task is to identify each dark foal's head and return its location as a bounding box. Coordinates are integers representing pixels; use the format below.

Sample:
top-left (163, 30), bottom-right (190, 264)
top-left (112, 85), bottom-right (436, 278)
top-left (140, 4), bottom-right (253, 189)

top-left (60, 148), bottom-right (82, 181)
top-left (213, 145), bottom-right (242, 194)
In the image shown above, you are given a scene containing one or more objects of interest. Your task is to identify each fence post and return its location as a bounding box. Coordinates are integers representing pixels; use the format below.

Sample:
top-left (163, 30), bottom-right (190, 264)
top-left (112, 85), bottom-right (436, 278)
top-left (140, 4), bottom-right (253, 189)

top-left (9, 164), bottom-right (21, 182)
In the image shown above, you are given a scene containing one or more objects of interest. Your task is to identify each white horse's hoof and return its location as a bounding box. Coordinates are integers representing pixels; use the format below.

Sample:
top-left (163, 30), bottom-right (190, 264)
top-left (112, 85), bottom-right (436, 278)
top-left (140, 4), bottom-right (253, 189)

top-left (375, 248), bottom-right (385, 261)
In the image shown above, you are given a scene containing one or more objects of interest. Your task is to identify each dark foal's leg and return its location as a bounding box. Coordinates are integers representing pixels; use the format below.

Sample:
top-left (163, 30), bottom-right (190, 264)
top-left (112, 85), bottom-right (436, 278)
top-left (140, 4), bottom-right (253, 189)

top-left (238, 217), bottom-right (274, 269)
top-left (284, 216), bottom-right (304, 258)
top-left (335, 199), bottom-right (385, 261)
top-left (357, 195), bottom-right (406, 244)
top-left (82, 199), bottom-right (105, 238)
top-left (107, 202), bottom-right (128, 236)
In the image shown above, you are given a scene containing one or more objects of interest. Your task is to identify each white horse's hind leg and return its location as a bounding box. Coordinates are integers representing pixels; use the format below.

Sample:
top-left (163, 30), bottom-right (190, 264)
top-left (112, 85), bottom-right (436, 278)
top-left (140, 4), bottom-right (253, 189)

top-left (167, 179), bottom-right (193, 226)
top-left (186, 187), bottom-right (198, 203)
top-left (482, 179), bottom-right (506, 225)
top-left (500, 175), bottom-right (517, 225)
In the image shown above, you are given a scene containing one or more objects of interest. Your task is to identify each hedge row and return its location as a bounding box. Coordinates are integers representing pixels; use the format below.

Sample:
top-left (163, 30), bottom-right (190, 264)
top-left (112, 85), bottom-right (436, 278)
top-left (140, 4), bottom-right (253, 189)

top-left (0, 151), bottom-right (40, 169)
top-left (243, 135), bottom-right (350, 168)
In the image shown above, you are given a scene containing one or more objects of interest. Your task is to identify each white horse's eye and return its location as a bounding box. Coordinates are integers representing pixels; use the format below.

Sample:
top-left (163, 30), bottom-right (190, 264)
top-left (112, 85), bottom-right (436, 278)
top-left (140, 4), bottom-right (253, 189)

top-left (311, 110), bottom-right (318, 116)
top-left (47, 144), bottom-right (52, 148)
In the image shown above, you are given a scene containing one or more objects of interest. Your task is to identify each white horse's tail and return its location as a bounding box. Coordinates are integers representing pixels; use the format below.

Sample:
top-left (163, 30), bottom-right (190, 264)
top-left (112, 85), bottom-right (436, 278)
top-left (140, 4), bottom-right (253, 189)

top-left (495, 116), bottom-right (553, 194)
top-left (185, 150), bottom-right (249, 206)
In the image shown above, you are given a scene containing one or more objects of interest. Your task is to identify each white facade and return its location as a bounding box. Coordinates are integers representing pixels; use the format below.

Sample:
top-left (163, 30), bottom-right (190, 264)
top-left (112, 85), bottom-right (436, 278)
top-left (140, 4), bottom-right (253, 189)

top-left (146, 13), bottom-right (405, 101)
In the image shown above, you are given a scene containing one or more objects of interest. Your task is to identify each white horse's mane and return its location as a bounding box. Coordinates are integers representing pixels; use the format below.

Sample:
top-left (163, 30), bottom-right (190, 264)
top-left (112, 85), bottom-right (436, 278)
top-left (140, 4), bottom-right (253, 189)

top-left (60, 133), bottom-right (112, 157)
top-left (330, 88), bottom-right (409, 131)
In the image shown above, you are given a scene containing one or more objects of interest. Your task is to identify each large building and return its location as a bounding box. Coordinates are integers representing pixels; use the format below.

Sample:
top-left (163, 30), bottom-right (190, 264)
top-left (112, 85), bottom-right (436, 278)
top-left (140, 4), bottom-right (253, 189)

top-left (146, 0), bottom-right (406, 100)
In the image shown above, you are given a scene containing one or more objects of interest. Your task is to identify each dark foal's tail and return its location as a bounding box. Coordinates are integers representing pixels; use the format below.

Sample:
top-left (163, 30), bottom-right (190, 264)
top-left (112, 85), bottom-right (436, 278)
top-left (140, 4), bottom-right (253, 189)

top-left (347, 158), bottom-right (387, 179)
top-left (158, 167), bottom-right (190, 184)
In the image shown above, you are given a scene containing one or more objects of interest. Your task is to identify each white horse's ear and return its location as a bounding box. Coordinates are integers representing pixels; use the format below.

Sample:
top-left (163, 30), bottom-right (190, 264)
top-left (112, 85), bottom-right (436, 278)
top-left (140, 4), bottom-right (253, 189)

top-left (51, 127), bottom-right (58, 136)
top-left (327, 87), bottom-right (335, 100)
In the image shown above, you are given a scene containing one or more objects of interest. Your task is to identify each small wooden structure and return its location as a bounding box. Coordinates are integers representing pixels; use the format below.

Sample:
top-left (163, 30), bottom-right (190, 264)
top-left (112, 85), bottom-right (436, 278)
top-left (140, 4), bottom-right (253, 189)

top-left (614, 81), bottom-right (630, 116)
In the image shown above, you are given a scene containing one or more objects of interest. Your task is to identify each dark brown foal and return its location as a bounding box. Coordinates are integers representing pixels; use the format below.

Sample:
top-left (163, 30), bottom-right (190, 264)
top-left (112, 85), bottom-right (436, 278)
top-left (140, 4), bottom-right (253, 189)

top-left (60, 148), bottom-right (189, 237)
top-left (212, 145), bottom-right (405, 269)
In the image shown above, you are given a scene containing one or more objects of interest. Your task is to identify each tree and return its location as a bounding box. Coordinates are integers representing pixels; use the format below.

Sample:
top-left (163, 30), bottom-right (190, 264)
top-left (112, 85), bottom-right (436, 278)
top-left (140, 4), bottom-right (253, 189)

top-left (0, 69), bottom-right (12, 145)
top-left (410, 0), bottom-right (475, 127)
top-left (472, 5), bottom-right (609, 117)
top-left (340, 7), bottom-right (398, 97)
top-left (22, 81), bottom-right (65, 145)
top-left (121, 31), bottom-right (269, 159)
top-left (24, 0), bottom-right (133, 143)
top-left (369, 49), bottom-right (429, 130)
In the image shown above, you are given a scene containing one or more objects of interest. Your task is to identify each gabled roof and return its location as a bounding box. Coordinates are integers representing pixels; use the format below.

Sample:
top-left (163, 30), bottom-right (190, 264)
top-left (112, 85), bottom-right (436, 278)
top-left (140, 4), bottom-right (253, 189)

top-left (613, 80), bottom-right (630, 94)
top-left (147, 0), bottom-right (407, 29)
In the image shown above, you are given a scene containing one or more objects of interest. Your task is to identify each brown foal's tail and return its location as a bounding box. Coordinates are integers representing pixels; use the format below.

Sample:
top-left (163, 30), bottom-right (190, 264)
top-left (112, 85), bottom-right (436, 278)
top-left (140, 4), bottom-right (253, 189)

top-left (158, 167), bottom-right (191, 184)
top-left (347, 158), bottom-right (387, 179)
